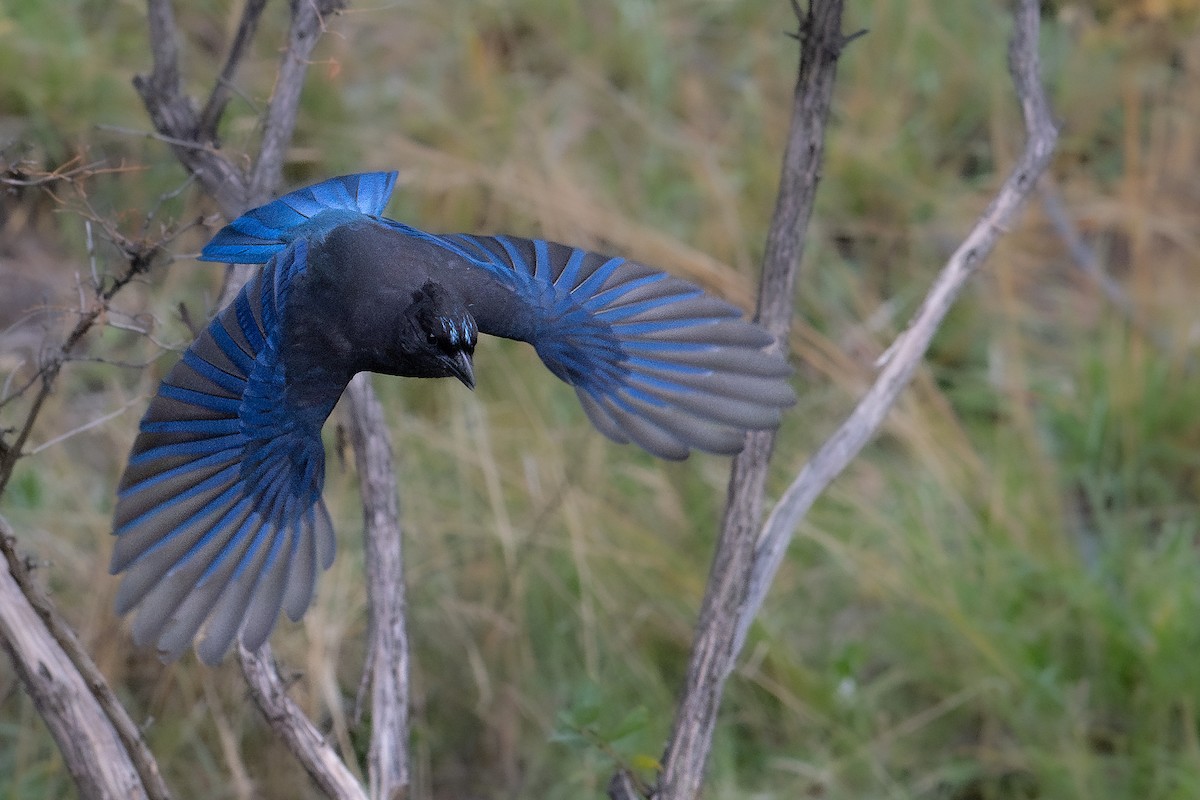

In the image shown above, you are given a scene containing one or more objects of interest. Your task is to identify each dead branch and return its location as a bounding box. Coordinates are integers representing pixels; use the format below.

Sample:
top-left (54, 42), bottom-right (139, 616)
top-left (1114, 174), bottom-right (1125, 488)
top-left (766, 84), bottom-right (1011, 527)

top-left (0, 520), bottom-right (172, 800)
top-left (248, 0), bottom-right (345, 202)
top-left (646, 3), bottom-right (852, 798)
top-left (238, 644), bottom-right (368, 800)
top-left (0, 176), bottom-right (186, 800)
top-left (135, 0), bottom-right (247, 216)
top-left (1, 3), bottom-right (379, 798)
top-left (738, 0), bottom-right (1058, 689)
top-left (343, 374), bottom-right (411, 800)
top-left (0, 529), bottom-right (145, 800)
top-left (643, 1), bottom-right (1058, 798)
top-left (1037, 177), bottom-right (1166, 349)
top-left (198, 0), bottom-right (270, 141)
top-left (0, 209), bottom-right (160, 495)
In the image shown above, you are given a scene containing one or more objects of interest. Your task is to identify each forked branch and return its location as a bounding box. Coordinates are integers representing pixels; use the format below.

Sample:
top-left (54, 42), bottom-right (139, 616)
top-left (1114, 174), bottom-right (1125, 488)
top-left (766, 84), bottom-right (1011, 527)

top-left (632, 1), bottom-right (1058, 798)
top-left (739, 0), bottom-right (1058, 654)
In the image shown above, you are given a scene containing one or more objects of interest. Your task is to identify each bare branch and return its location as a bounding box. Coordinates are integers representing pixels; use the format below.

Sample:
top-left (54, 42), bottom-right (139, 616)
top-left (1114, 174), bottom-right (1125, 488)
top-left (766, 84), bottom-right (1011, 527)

top-left (0, 557), bottom-right (145, 799)
top-left (0, 518), bottom-right (172, 800)
top-left (24, 397), bottom-right (143, 456)
top-left (5, 3), bottom-right (398, 798)
top-left (135, 0), bottom-right (248, 216)
top-left (218, 0), bottom-right (350, 308)
top-left (608, 770), bottom-right (643, 800)
top-left (95, 124), bottom-right (224, 153)
top-left (342, 375), bottom-right (410, 800)
top-left (0, 225), bottom-right (158, 496)
top-left (0, 366), bottom-right (58, 495)
top-left (198, 0), bottom-right (271, 142)
top-left (201, 4), bottom-right (414, 793)
top-left (1, 157), bottom-right (137, 187)
top-left (652, 3), bottom-right (851, 797)
top-left (0, 175), bottom-right (186, 799)
top-left (237, 644), bottom-right (368, 800)
top-left (249, 0), bottom-right (348, 202)
top-left (648, 1), bottom-right (1059, 797)
top-left (738, 0), bottom-right (1059, 656)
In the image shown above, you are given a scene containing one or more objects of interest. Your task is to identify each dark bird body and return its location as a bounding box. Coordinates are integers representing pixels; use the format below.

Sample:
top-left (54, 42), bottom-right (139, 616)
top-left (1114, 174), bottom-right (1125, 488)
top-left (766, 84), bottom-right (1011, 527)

top-left (111, 172), bottom-right (794, 664)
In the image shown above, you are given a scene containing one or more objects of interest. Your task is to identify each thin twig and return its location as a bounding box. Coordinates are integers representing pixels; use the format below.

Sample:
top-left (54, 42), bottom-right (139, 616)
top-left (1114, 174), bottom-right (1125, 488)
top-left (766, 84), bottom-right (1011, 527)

top-left (96, 124), bottom-right (222, 153)
top-left (0, 242), bottom-right (151, 497)
top-left (24, 397), bottom-right (143, 456)
top-left (0, 158), bottom-right (135, 187)
top-left (0, 368), bottom-right (41, 410)
top-left (141, 173), bottom-right (198, 236)
top-left (1038, 177), bottom-right (1166, 349)
top-left (0, 367), bottom-right (59, 494)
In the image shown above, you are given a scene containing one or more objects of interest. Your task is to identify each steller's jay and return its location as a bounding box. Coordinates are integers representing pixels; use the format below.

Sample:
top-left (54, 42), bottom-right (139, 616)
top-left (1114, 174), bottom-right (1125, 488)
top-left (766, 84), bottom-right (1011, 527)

top-left (111, 172), bottom-right (795, 664)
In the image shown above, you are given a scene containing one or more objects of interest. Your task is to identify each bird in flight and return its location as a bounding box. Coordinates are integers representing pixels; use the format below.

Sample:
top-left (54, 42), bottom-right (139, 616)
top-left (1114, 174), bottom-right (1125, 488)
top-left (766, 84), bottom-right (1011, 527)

top-left (110, 172), bottom-right (795, 664)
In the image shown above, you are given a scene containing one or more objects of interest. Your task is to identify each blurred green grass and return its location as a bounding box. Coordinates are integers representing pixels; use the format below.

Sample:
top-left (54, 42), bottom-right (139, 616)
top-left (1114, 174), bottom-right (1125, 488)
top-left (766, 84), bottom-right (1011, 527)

top-left (4, 0), bottom-right (1200, 797)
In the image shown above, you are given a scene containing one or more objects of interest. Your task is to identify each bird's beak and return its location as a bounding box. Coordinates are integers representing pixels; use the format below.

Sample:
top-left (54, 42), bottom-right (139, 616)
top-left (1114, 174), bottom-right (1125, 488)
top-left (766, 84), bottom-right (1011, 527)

top-left (449, 350), bottom-right (475, 390)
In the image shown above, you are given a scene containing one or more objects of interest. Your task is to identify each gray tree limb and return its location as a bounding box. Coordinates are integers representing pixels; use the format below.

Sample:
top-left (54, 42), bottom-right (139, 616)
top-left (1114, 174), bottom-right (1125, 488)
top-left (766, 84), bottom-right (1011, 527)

top-left (0, 520), bottom-right (168, 800)
top-left (737, 0), bottom-right (1059, 657)
top-left (198, 0), bottom-right (270, 142)
top-left (135, 0), bottom-right (247, 216)
top-left (0, 554), bottom-right (144, 799)
top-left (645, 3), bottom-right (852, 798)
top-left (344, 374), bottom-right (411, 800)
top-left (631, 2), bottom-right (1059, 798)
top-left (238, 644), bottom-right (368, 799)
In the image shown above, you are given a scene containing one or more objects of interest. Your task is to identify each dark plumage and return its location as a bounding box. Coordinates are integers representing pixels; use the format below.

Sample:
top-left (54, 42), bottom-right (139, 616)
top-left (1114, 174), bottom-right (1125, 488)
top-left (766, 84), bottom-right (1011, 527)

top-left (111, 172), bottom-right (795, 664)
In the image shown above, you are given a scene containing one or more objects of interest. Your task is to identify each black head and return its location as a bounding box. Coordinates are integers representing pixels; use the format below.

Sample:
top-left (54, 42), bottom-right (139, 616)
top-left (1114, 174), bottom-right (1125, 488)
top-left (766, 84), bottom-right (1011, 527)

top-left (404, 281), bottom-right (478, 389)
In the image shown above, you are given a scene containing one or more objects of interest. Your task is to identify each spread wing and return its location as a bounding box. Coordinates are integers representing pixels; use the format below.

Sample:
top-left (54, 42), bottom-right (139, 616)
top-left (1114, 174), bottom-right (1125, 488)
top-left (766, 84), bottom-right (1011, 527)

top-left (111, 241), bottom-right (337, 664)
top-left (428, 233), bottom-right (795, 460)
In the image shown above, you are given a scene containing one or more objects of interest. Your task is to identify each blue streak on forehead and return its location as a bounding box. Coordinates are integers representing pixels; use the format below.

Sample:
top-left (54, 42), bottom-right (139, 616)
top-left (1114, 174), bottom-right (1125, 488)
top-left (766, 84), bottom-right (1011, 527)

top-left (441, 315), bottom-right (477, 347)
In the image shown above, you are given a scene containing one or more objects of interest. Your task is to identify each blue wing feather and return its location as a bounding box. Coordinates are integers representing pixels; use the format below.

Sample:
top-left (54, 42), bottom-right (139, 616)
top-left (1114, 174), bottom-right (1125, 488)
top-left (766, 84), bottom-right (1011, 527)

top-left (112, 240), bottom-right (340, 663)
top-left (425, 233), bottom-right (795, 459)
top-left (200, 172), bottom-right (399, 264)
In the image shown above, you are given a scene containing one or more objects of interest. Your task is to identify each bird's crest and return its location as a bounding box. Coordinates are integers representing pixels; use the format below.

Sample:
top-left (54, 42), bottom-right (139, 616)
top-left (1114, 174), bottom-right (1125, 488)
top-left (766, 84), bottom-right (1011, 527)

top-left (200, 172), bottom-right (399, 264)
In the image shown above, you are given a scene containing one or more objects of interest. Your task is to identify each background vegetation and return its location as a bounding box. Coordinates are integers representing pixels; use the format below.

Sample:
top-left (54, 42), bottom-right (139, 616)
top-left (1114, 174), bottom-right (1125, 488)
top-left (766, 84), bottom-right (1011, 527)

top-left (2, 0), bottom-right (1200, 797)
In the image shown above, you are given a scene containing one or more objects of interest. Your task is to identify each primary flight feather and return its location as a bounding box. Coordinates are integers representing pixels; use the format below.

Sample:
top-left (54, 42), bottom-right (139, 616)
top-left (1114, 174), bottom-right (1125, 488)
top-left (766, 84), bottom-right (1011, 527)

top-left (112, 171), bottom-right (795, 664)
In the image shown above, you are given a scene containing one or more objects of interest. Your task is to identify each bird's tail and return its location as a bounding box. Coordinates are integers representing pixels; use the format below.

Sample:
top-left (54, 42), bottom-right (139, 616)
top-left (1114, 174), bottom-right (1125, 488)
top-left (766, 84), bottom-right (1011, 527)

top-left (199, 171), bottom-right (399, 264)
